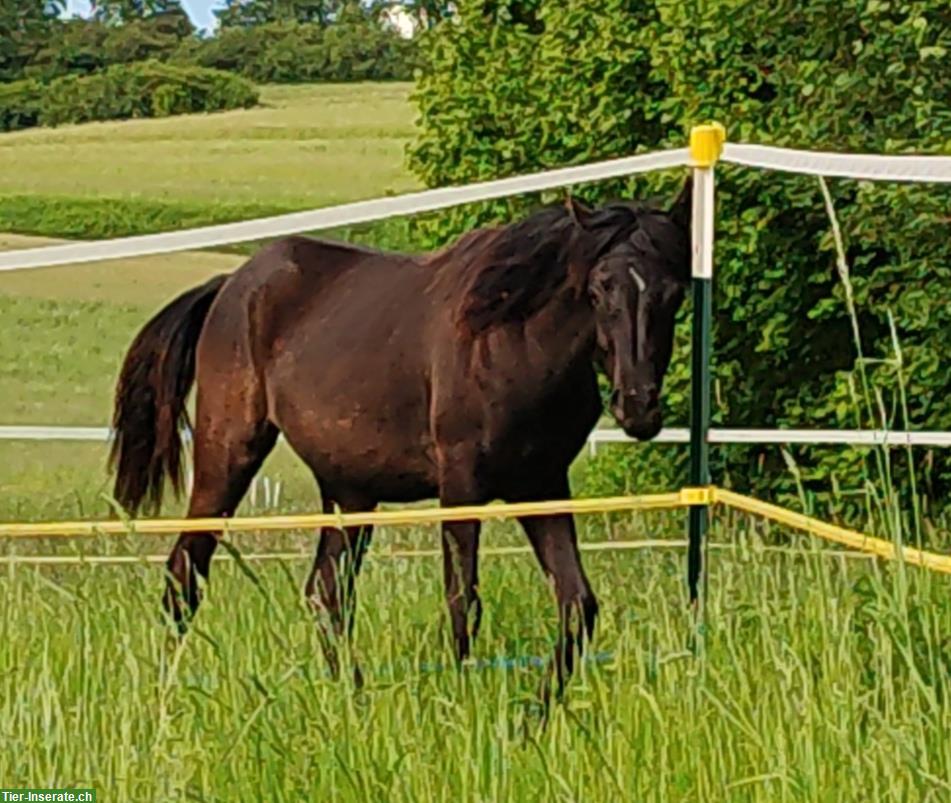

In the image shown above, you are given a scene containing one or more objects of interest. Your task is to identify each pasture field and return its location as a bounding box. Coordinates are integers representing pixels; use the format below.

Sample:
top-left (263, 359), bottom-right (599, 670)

top-left (0, 234), bottom-right (242, 427)
top-left (0, 83), bottom-right (417, 220)
top-left (2, 82), bottom-right (951, 802)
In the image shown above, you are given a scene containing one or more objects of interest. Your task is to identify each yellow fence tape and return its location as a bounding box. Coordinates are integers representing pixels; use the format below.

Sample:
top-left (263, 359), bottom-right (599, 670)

top-left (715, 488), bottom-right (951, 575)
top-left (0, 490), bottom-right (697, 539)
top-left (1, 485), bottom-right (949, 577)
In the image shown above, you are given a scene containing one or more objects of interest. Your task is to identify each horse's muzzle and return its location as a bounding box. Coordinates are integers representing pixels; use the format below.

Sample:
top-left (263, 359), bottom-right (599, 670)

top-left (610, 384), bottom-right (663, 441)
top-left (612, 403), bottom-right (663, 441)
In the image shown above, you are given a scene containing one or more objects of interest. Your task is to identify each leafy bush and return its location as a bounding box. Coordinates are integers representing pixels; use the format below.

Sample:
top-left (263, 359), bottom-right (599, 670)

top-left (410, 0), bottom-right (951, 516)
top-left (650, 0), bottom-right (951, 515)
top-left (178, 20), bottom-right (417, 83)
top-left (0, 61), bottom-right (258, 132)
top-left (408, 0), bottom-right (668, 241)
top-left (0, 79), bottom-right (43, 132)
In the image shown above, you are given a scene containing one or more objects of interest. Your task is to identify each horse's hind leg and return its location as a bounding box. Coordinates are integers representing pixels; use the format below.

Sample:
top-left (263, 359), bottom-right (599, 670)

top-left (304, 488), bottom-right (375, 683)
top-left (164, 412), bottom-right (277, 630)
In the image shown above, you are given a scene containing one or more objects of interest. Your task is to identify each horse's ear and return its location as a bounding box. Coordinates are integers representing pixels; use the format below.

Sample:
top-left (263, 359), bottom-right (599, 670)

top-left (669, 175), bottom-right (692, 230)
top-left (565, 194), bottom-right (595, 229)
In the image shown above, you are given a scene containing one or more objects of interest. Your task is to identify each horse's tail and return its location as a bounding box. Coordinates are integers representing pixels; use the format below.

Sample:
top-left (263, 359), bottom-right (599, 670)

top-left (109, 274), bottom-right (230, 516)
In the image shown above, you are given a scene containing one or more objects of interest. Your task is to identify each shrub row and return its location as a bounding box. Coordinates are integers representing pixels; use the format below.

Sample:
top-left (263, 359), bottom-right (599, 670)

top-left (0, 194), bottom-right (417, 253)
top-left (0, 61), bottom-right (258, 132)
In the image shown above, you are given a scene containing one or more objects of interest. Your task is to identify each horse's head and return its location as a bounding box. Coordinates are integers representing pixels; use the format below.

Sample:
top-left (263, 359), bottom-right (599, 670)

top-left (571, 180), bottom-right (691, 440)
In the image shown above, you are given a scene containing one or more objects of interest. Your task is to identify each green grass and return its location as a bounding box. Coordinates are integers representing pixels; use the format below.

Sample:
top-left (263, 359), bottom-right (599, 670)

top-left (0, 83), bottom-right (417, 208)
top-left (0, 429), bottom-right (949, 802)
top-left (1, 512), bottom-right (950, 801)
top-left (0, 83), bottom-right (420, 247)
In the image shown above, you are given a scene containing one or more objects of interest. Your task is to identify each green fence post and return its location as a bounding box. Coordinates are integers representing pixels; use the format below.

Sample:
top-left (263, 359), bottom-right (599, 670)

top-left (687, 123), bottom-right (724, 609)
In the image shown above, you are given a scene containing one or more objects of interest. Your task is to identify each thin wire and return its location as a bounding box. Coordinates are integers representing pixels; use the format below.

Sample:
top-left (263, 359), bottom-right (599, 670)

top-left (0, 540), bottom-right (883, 567)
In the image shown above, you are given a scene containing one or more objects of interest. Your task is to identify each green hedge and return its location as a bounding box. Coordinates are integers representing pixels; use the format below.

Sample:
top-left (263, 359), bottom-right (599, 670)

top-left (0, 193), bottom-right (418, 254)
top-left (409, 0), bottom-right (951, 518)
top-left (0, 61), bottom-right (258, 132)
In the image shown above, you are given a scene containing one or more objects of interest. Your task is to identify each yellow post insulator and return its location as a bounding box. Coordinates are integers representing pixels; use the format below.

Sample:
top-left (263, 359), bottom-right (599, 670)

top-left (689, 123), bottom-right (726, 167)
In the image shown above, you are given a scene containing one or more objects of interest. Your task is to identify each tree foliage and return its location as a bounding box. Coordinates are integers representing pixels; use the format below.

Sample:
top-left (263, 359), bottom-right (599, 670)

top-left (90, 0), bottom-right (185, 24)
top-left (215, 0), bottom-right (343, 28)
top-left (22, 11), bottom-right (195, 81)
top-left (0, 0), bottom-right (414, 86)
top-left (410, 0), bottom-right (951, 514)
top-left (0, 0), bottom-right (64, 82)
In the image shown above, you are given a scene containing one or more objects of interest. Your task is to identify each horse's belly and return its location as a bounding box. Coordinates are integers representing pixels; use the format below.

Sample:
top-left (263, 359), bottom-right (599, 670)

top-left (304, 427), bottom-right (438, 502)
top-left (269, 371), bottom-right (438, 501)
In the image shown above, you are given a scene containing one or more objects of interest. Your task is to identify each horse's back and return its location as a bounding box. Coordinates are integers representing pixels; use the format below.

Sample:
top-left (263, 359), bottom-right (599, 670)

top-left (203, 234), bottom-right (428, 347)
top-left (199, 235), bottom-right (441, 499)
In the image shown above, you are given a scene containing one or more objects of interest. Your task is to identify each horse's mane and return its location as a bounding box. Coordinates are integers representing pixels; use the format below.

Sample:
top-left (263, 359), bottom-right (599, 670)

top-left (447, 201), bottom-right (648, 336)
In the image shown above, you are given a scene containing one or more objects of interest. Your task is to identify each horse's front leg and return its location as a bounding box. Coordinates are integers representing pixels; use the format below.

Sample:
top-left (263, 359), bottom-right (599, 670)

top-left (437, 443), bottom-right (484, 663)
top-left (515, 476), bottom-right (598, 697)
top-left (440, 517), bottom-right (482, 662)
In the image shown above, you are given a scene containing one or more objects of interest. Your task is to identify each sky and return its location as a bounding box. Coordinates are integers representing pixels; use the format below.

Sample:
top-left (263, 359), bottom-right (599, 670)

top-left (64, 0), bottom-right (222, 32)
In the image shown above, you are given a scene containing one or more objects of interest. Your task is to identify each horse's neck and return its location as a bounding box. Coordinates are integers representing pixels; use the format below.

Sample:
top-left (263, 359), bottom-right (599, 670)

top-left (522, 286), bottom-right (596, 379)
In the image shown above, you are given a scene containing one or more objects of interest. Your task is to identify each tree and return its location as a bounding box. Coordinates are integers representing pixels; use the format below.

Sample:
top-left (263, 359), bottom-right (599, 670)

top-left (90, 0), bottom-right (184, 24)
top-left (26, 18), bottom-right (109, 79)
top-left (215, 0), bottom-right (344, 28)
top-left (0, 0), bottom-right (65, 82)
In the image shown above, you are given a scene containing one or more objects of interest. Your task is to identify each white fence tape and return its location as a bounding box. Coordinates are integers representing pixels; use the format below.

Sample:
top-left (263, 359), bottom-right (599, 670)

top-left (0, 148), bottom-right (689, 272)
top-left (593, 428), bottom-right (951, 448)
top-left (1, 143), bottom-right (949, 273)
top-left (723, 144), bottom-right (951, 184)
top-left (0, 543), bottom-right (885, 567)
top-left (0, 426), bottom-right (112, 441)
top-left (5, 425), bottom-right (951, 448)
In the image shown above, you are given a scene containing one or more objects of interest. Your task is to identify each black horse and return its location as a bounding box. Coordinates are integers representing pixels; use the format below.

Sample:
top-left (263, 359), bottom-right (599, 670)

top-left (110, 180), bottom-right (691, 691)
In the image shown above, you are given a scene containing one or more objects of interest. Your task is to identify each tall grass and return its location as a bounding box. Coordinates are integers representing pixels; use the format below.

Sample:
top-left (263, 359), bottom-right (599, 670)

top-left (1, 512), bottom-right (949, 801)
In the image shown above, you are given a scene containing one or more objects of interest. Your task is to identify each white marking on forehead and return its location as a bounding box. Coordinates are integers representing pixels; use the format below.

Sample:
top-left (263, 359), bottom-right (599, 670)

top-left (629, 266), bottom-right (647, 293)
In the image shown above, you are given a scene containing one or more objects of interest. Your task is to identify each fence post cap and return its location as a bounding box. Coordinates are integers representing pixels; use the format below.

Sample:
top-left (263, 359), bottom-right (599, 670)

top-left (690, 123), bottom-right (726, 167)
